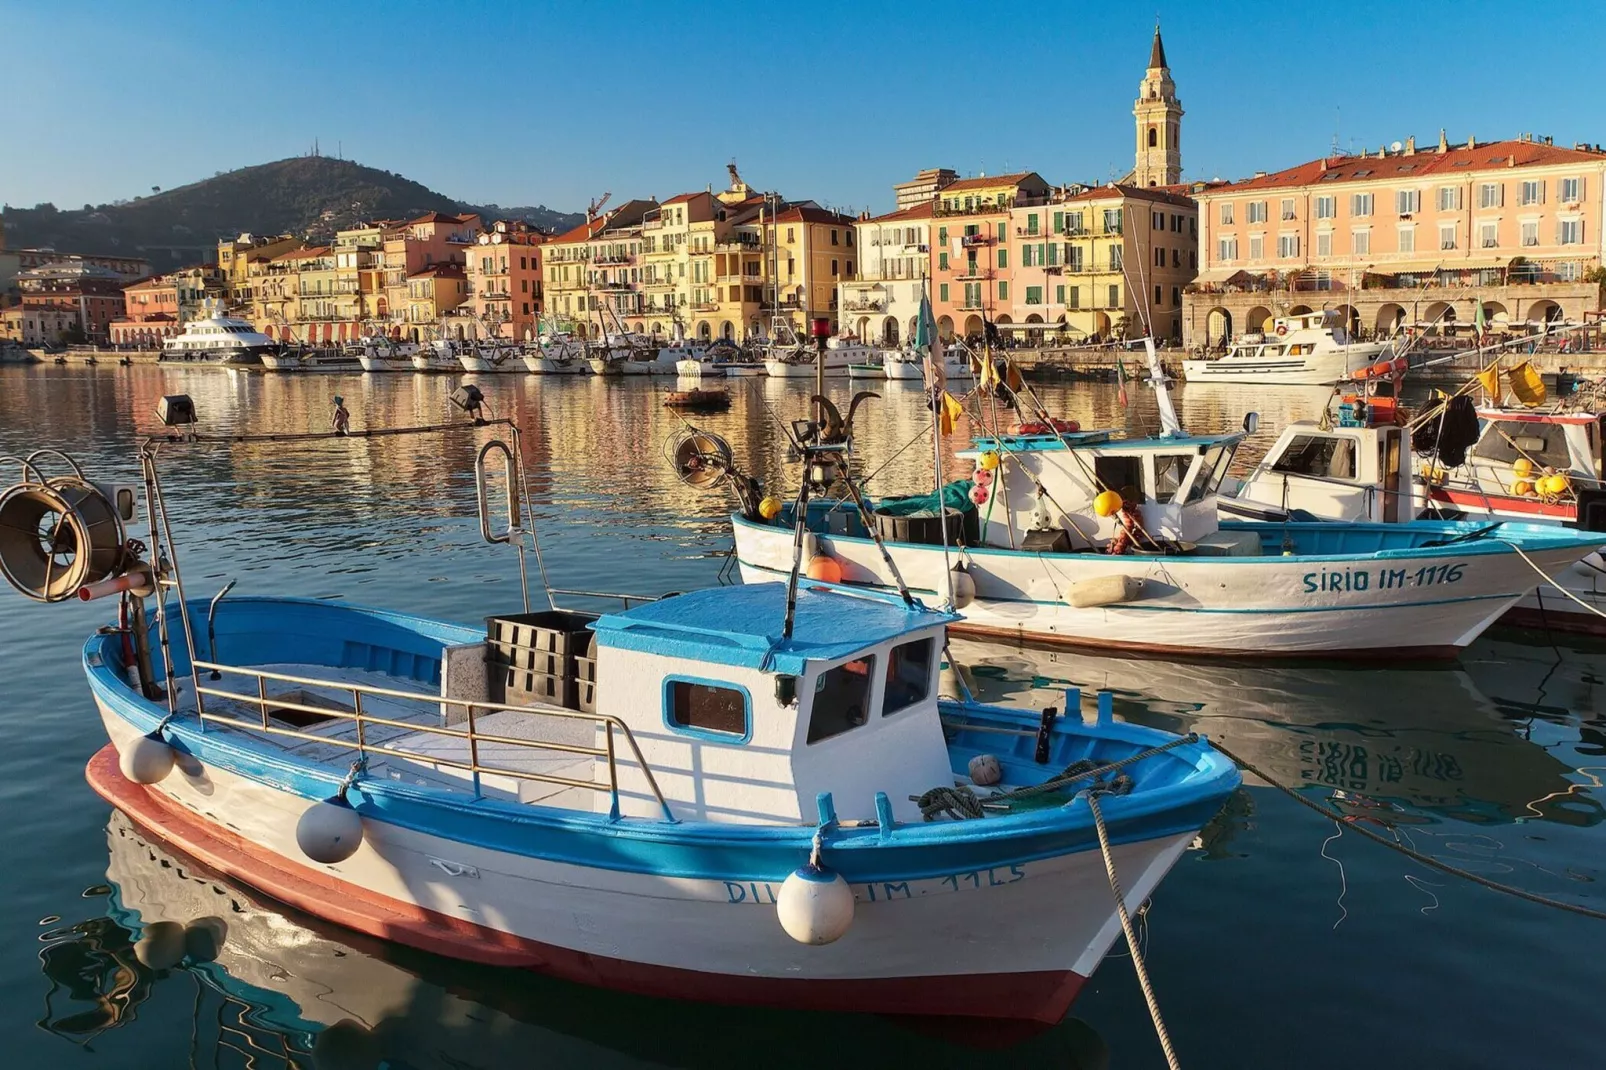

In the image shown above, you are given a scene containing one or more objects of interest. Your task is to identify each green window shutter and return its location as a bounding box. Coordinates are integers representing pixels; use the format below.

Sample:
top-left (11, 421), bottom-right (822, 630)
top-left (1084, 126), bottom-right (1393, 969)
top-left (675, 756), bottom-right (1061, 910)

top-left (1056, 285), bottom-right (1065, 304)
top-left (939, 252), bottom-right (949, 270)
top-left (997, 249), bottom-right (1007, 269)
top-left (1053, 212), bottom-right (1064, 234)
top-left (998, 281), bottom-right (1008, 300)
top-left (1037, 242), bottom-right (1046, 265)
top-left (939, 227), bottom-right (948, 244)
top-left (939, 283), bottom-right (949, 302)
top-left (1048, 243), bottom-right (1060, 266)
top-left (996, 222), bottom-right (1006, 241)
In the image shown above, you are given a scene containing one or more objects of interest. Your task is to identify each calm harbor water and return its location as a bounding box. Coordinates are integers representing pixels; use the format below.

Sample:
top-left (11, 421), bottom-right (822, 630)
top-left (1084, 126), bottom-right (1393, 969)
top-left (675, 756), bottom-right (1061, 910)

top-left (0, 364), bottom-right (1603, 1069)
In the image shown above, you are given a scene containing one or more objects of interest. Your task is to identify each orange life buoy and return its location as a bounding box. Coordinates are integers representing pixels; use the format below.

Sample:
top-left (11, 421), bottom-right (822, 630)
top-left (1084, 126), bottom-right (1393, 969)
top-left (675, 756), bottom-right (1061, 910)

top-left (1275, 324), bottom-right (1289, 336)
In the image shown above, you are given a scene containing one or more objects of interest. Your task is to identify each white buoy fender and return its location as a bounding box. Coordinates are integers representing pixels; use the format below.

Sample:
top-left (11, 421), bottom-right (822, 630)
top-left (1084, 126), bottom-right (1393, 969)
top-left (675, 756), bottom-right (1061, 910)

top-left (776, 864), bottom-right (855, 945)
top-left (968, 753), bottom-right (1003, 786)
top-left (296, 797), bottom-right (364, 864)
top-left (949, 567), bottom-right (976, 609)
top-left (119, 733), bottom-right (175, 785)
top-left (133, 920), bottom-right (186, 970)
top-left (1067, 574), bottom-right (1140, 609)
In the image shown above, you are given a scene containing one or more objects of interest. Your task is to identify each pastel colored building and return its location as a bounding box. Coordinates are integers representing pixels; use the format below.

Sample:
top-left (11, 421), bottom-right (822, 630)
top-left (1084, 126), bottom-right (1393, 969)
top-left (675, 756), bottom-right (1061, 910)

top-left (541, 199), bottom-right (657, 339)
top-left (404, 262), bottom-right (469, 328)
top-left (839, 200), bottom-right (933, 346)
top-left (927, 172), bottom-right (1050, 340)
top-left (381, 211), bottom-right (480, 339)
top-left (468, 220), bottom-right (546, 339)
top-left (217, 234), bottom-right (303, 312)
top-left (16, 259), bottom-right (127, 343)
top-left (109, 276), bottom-right (180, 346)
top-left (1187, 133), bottom-right (1606, 346)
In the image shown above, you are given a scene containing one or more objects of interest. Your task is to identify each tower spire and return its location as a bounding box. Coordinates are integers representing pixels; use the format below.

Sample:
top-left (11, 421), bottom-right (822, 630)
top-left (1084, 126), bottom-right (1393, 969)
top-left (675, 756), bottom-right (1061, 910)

top-left (1149, 21), bottom-right (1167, 69)
top-left (1133, 26), bottom-right (1183, 186)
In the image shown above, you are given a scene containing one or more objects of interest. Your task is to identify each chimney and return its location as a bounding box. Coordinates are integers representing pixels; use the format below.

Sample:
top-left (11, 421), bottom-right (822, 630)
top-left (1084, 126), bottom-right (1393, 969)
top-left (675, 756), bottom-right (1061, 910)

top-left (1437, 129), bottom-right (1448, 153)
top-left (1543, 135), bottom-right (1554, 146)
top-left (1405, 135), bottom-right (1416, 155)
top-left (1466, 135), bottom-right (1476, 149)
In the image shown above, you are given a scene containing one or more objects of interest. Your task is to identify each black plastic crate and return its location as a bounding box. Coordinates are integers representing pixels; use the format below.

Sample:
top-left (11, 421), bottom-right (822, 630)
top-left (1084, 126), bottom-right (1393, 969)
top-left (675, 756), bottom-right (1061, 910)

top-left (485, 611), bottom-right (597, 679)
top-left (495, 665), bottom-right (577, 710)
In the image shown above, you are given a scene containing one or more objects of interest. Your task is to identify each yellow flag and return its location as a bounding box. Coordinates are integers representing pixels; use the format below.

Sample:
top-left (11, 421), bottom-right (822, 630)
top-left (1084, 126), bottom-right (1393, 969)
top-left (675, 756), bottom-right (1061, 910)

top-left (1475, 363), bottom-right (1500, 401)
top-left (939, 391), bottom-right (964, 435)
top-left (1507, 360), bottom-right (1547, 407)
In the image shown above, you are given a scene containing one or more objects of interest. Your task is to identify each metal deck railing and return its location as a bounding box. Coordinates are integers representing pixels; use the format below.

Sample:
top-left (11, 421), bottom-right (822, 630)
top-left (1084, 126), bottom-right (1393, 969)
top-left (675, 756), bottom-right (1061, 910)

top-left (190, 660), bottom-right (675, 821)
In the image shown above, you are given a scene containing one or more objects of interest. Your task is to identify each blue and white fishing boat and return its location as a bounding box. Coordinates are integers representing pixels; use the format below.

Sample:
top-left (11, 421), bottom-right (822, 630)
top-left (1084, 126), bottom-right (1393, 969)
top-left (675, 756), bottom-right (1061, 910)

top-left (0, 403), bottom-right (1238, 1026)
top-left (725, 317), bottom-right (1603, 659)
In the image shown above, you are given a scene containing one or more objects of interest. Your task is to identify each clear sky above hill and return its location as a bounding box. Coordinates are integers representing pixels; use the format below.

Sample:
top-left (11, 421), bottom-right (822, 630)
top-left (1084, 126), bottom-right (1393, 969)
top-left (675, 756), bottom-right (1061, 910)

top-left (4, 0), bottom-right (1602, 217)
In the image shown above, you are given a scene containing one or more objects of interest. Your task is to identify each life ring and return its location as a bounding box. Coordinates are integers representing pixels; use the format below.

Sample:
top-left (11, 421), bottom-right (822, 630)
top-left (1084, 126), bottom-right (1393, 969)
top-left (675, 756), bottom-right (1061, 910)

top-left (1275, 324), bottom-right (1289, 337)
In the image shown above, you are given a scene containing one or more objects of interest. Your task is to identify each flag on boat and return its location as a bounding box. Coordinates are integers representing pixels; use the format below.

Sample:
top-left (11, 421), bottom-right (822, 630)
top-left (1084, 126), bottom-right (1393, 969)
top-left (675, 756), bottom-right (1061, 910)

top-left (1475, 361), bottom-right (1500, 402)
top-left (1115, 353), bottom-right (1130, 407)
top-left (1507, 360), bottom-right (1546, 407)
top-left (915, 290), bottom-right (946, 392)
top-left (938, 391), bottom-right (965, 435)
top-left (1474, 299), bottom-right (1487, 338)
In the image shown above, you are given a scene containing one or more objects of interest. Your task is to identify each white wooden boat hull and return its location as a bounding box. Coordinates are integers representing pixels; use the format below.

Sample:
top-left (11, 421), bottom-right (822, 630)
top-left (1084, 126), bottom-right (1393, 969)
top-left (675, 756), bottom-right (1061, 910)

top-left (732, 516), bottom-right (1595, 658)
top-left (1182, 347), bottom-right (1381, 385)
top-left (358, 355), bottom-right (412, 372)
top-left (521, 354), bottom-right (586, 374)
top-left (89, 710), bottom-right (1188, 1023)
top-left (885, 358), bottom-right (977, 383)
top-left (764, 359), bottom-right (853, 378)
top-left (675, 359), bottom-right (723, 377)
top-left (459, 355), bottom-right (524, 373)
top-left (258, 353), bottom-right (299, 371)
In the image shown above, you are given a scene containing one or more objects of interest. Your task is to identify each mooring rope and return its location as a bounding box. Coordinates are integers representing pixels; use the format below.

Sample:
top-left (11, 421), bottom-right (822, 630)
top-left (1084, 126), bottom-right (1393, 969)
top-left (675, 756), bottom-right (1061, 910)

top-left (1212, 741), bottom-right (1606, 922)
top-left (1087, 789), bottom-right (1182, 1070)
top-left (1496, 540), bottom-right (1606, 621)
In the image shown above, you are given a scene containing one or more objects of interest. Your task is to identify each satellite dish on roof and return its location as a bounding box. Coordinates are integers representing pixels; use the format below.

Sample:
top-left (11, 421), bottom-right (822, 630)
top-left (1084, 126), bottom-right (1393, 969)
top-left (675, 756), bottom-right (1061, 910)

top-left (1390, 141), bottom-right (1403, 153)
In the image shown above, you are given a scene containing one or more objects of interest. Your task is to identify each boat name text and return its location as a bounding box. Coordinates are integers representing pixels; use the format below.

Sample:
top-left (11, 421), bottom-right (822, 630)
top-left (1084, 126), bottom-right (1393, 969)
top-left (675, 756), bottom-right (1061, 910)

top-left (1302, 562), bottom-right (1466, 594)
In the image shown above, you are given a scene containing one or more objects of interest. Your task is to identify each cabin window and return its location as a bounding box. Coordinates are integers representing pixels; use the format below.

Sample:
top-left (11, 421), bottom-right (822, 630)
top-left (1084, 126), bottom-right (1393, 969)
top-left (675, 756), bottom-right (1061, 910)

top-left (1187, 446), bottom-right (1237, 504)
top-left (1471, 421), bottom-right (1572, 470)
top-left (1094, 455), bottom-right (1145, 503)
top-left (665, 679), bottom-right (750, 741)
top-left (808, 656), bottom-right (876, 743)
top-left (1152, 455), bottom-right (1194, 503)
top-left (883, 638), bottom-right (934, 716)
top-left (1271, 435), bottom-right (1357, 481)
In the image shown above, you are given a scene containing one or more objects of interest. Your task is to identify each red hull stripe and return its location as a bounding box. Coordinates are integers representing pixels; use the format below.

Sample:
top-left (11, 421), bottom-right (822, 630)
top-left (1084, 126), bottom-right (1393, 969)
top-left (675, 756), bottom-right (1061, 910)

top-left (1427, 488), bottom-right (1576, 520)
top-left (84, 745), bottom-right (1084, 1023)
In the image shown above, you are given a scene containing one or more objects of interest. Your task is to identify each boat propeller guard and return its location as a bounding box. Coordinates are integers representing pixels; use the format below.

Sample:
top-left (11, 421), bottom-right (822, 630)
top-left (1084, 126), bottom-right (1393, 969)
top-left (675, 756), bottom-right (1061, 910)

top-left (669, 429), bottom-right (762, 518)
top-left (0, 450), bottom-right (135, 603)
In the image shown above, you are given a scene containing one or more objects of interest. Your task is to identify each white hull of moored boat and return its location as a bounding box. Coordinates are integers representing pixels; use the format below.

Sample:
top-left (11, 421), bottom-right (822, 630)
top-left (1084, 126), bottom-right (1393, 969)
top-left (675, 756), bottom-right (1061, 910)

top-left (258, 353), bottom-right (299, 371)
top-left (733, 516), bottom-right (1594, 658)
top-left (91, 700), bottom-right (1188, 1023)
top-left (883, 357), bottom-right (977, 383)
top-left (764, 359), bottom-right (852, 378)
top-left (1182, 349), bottom-right (1376, 386)
top-left (459, 354), bottom-right (524, 373)
top-left (359, 355), bottom-right (412, 372)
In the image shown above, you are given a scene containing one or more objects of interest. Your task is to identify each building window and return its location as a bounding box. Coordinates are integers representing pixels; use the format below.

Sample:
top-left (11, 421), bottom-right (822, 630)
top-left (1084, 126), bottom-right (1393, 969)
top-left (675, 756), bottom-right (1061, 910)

top-left (1154, 284), bottom-right (1163, 306)
top-left (1438, 186), bottom-right (1463, 211)
top-left (1559, 219), bottom-right (1583, 245)
top-left (807, 657), bottom-right (875, 744)
top-left (1067, 247), bottom-right (1084, 271)
top-left (938, 252), bottom-right (948, 270)
top-left (998, 281), bottom-right (1008, 301)
top-left (1247, 201), bottom-right (1267, 223)
top-left (1026, 213), bottom-right (1039, 235)
top-left (1248, 235), bottom-right (1264, 260)
top-left (1280, 198), bottom-right (1296, 221)
top-left (1220, 203), bottom-right (1235, 225)
top-left (1279, 234), bottom-right (1301, 257)
top-left (1520, 180), bottom-right (1545, 206)
top-left (1048, 243), bottom-right (1060, 266)
top-left (996, 222), bottom-right (1007, 241)
top-left (1316, 231), bottom-right (1333, 257)
top-left (665, 679), bottom-right (749, 740)
top-left (1350, 193), bottom-right (1374, 217)
top-left (1439, 223), bottom-right (1457, 250)
top-left (1521, 221), bottom-right (1540, 247)
top-left (1351, 230), bottom-right (1369, 255)
top-left (1172, 286), bottom-right (1181, 306)
top-left (1026, 285), bottom-right (1042, 304)
top-left (1107, 284), bottom-right (1120, 307)
top-left (1315, 195), bottom-right (1336, 219)
top-left (939, 283), bottom-right (949, 302)
top-left (1052, 211), bottom-right (1065, 234)
top-left (1108, 247), bottom-right (1123, 271)
top-left (830, 229), bottom-right (840, 245)
top-left (1561, 176), bottom-right (1584, 203)
top-left (1480, 222), bottom-right (1499, 248)
top-left (997, 248), bottom-right (1008, 269)
top-left (1396, 189), bottom-right (1421, 215)
top-left (1155, 246), bottom-right (1167, 267)
top-left (1218, 237), bottom-right (1238, 261)
top-left (1478, 183), bottom-right (1504, 209)
top-left (1068, 285), bottom-right (1081, 308)
top-left (1398, 226), bottom-right (1415, 253)
top-left (1056, 284), bottom-right (1066, 304)
top-left (1022, 244), bottom-right (1035, 267)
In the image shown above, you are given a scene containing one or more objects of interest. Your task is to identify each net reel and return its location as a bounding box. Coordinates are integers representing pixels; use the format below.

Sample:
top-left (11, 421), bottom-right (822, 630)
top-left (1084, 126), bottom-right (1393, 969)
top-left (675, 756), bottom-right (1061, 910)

top-left (0, 451), bottom-right (136, 603)
top-left (669, 429), bottom-right (762, 517)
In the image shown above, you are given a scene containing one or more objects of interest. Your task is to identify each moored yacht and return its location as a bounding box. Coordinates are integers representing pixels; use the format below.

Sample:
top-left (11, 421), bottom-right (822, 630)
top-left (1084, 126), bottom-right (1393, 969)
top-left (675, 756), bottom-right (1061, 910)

top-left (160, 305), bottom-right (279, 365)
top-left (1182, 310), bottom-right (1394, 385)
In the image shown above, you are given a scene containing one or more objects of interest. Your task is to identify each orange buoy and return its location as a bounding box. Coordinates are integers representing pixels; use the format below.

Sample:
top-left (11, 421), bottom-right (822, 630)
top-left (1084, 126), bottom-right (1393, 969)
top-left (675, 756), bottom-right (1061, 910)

top-left (806, 555), bottom-right (844, 583)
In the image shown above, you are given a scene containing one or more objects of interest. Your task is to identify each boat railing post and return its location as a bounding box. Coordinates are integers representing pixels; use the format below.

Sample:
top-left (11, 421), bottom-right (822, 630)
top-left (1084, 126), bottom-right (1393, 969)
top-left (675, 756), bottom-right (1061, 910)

top-left (604, 721), bottom-right (620, 820)
top-left (352, 689), bottom-right (367, 756)
top-left (466, 702), bottom-right (483, 799)
top-left (256, 673), bottom-right (269, 729)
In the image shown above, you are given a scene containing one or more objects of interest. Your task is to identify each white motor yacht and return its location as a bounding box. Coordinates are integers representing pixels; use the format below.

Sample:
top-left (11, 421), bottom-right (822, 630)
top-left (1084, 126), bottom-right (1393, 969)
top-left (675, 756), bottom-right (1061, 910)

top-left (160, 304), bottom-right (279, 365)
top-left (1183, 310), bottom-right (1394, 385)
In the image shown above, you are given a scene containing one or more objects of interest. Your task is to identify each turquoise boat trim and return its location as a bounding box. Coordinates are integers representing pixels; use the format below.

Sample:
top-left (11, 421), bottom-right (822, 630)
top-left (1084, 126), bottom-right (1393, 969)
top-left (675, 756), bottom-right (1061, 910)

top-left (661, 675), bottom-right (754, 745)
top-left (84, 598), bottom-right (1238, 886)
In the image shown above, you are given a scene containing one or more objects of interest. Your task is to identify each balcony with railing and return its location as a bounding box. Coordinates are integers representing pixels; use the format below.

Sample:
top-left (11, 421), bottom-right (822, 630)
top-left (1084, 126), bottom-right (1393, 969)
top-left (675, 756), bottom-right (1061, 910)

top-left (843, 299), bottom-right (884, 312)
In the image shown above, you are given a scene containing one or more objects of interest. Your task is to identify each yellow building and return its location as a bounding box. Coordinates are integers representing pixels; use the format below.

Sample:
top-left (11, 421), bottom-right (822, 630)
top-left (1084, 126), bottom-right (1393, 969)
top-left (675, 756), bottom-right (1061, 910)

top-left (541, 200), bottom-right (656, 338)
top-left (332, 223), bottom-right (387, 327)
top-left (772, 205), bottom-right (857, 337)
top-left (217, 234), bottom-right (302, 312)
top-left (404, 262), bottom-right (470, 329)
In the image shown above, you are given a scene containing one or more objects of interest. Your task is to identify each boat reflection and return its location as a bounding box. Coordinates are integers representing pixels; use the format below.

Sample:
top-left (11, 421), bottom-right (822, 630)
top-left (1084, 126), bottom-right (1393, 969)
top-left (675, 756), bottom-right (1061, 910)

top-left (36, 812), bottom-right (1113, 1069)
top-left (949, 637), bottom-right (1603, 827)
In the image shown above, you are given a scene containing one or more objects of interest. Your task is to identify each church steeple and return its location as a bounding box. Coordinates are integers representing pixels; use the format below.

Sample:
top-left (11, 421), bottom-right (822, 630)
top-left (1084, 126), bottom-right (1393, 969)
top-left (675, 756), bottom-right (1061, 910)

top-left (1133, 23), bottom-right (1183, 187)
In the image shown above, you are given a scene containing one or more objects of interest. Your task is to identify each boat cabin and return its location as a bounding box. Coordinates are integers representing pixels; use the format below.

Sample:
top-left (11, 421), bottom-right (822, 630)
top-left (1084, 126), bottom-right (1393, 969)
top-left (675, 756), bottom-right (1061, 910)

top-left (581, 584), bottom-right (957, 824)
top-left (957, 429), bottom-right (1249, 553)
top-left (1465, 409), bottom-right (1602, 485)
top-left (1227, 420), bottom-right (1409, 524)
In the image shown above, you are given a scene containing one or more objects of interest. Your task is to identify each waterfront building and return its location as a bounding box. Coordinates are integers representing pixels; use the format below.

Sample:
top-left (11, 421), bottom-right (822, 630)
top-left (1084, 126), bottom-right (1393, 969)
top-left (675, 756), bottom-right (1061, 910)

top-left (1185, 133), bottom-right (1606, 347)
top-left (254, 246), bottom-right (325, 341)
top-left (0, 218), bottom-right (18, 307)
top-left (332, 224), bottom-right (388, 329)
top-left (640, 192), bottom-right (707, 339)
top-left (403, 262), bottom-right (470, 331)
top-left (109, 276), bottom-right (180, 346)
top-left (542, 200), bottom-right (657, 338)
top-left (840, 201), bottom-right (932, 346)
top-left (380, 212), bottom-right (479, 340)
top-left (14, 259), bottom-right (127, 343)
top-left (467, 221), bottom-right (545, 340)
top-left (772, 205), bottom-right (857, 338)
top-left (12, 249), bottom-right (150, 283)
top-left (217, 234), bottom-right (303, 311)
top-left (893, 168), bottom-right (958, 211)
top-left (927, 172), bottom-right (1049, 340)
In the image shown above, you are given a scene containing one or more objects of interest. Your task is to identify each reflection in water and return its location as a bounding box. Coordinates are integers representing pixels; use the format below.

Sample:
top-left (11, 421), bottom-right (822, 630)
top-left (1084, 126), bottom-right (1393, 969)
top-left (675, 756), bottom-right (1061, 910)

top-left (36, 812), bottom-right (1111, 1069)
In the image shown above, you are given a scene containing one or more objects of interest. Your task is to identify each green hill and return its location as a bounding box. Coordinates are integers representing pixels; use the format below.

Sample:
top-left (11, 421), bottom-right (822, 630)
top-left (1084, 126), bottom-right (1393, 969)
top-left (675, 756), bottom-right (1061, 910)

top-left (1, 156), bottom-right (583, 273)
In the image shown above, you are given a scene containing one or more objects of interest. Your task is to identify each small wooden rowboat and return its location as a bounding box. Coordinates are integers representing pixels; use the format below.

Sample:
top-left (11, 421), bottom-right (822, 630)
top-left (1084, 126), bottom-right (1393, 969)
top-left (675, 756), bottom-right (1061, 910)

top-left (665, 388), bottom-right (732, 412)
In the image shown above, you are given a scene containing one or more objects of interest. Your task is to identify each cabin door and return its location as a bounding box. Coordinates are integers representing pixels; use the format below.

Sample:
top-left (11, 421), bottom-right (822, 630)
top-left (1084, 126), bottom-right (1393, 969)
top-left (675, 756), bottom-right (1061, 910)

top-left (1381, 428), bottom-right (1402, 523)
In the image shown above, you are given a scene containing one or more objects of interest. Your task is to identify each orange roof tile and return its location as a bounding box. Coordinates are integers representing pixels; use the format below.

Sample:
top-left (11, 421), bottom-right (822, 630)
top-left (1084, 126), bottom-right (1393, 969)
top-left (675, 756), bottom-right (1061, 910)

top-left (941, 171), bottom-right (1041, 193)
top-left (774, 205), bottom-right (856, 226)
top-left (1208, 138), bottom-right (1605, 194)
top-left (276, 246), bottom-right (332, 261)
top-left (866, 201), bottom-right (936, 223)
top-left (1062, 183), bottom-right (1197, 209)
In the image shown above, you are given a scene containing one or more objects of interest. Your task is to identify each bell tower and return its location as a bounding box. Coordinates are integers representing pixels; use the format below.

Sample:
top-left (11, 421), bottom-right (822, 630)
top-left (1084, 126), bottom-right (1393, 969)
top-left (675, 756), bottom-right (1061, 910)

top-left (1133, 24), bottom-right (1183, 187)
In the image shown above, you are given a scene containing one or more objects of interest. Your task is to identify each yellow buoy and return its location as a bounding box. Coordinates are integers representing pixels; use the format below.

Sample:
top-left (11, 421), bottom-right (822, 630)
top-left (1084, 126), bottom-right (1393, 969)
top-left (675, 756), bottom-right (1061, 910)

top-left (1538, 473), bottom-right (1571, 498)
top-left (977, 450), bottom-right (1001, 472)
top-left (758, 496), bottom-right (783, 520)
top-left (1093, 490), bottom-right (1123, 518)
top-left (1512, 458), bottom-right (1538, 480)
top-left (1514, 479), bottom-right (1537, 497)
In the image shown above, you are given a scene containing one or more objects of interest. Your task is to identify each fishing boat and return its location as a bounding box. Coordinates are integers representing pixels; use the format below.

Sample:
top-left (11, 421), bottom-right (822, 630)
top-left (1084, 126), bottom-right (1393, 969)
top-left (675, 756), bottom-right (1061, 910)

top-left (355, 336), bottom-right (419, 372)
top-left (723, 340), bottom-right (1603, 659)
top-left (1223, 370), bottom-right (1606, 634)
top-left (458, 341), bottom-right (526, 373)
top-left (1182, 310), bottom-right (1394, 386)
top-left (884, 347), bottom-right (978, 383)
top-left (521, 334), bottom-right (587, 375)
top-left (763, 338), bottom-right (876, 379)
top-left (0, 403), bottom-right (1237, 1026)
top-left (664, 387), bottom-right (732, 412)
top-left (261, 347), bottom-right (364, 373)
top-left (412, 339), bottom-right (462, 372)
top-left (159, 303), bottom-right (280, 366)
top-left (675, 340), bottom-right (733, 378)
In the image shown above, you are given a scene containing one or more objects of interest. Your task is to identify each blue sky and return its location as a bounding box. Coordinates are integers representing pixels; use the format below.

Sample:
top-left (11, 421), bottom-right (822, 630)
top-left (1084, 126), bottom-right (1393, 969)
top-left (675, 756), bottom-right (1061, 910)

top-left (4, 0), bottom-right (1604, 217)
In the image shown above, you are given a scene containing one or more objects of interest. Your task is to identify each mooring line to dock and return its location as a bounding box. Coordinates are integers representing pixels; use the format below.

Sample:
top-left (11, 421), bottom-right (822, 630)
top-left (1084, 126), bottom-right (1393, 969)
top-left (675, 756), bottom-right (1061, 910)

top-left (1212, 742), bottom-right (1606, 921)
top-left (1087, 789), bottom-right (1182, 1070)
top-left (1497, 540), bottom-right (1606, 621)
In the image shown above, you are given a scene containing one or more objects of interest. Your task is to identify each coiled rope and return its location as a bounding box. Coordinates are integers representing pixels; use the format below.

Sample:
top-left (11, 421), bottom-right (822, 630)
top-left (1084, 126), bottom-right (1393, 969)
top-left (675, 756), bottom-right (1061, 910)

top-left (1212, 741), bottom-right (1606, 922)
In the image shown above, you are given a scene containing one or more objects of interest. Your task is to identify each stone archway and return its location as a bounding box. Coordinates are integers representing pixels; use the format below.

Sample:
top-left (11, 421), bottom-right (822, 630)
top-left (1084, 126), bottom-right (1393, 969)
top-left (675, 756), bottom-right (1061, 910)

top-left (1205, 306), bottom-right (1232, 346)
top-left (1025, 312), bottom-right (1044, 347)
top-left (697, 321), bottom-right (712, 341)
top-left (856, 316), bottom-right (870, 340)
top-left (1422, 301), bottom-right (1455, 333)
top-left (1245, 305), bottom-right (1272, 334)
top-left (1093, 311), bottom-right (1111, 338)
top-left (720, 320), bottom-right (734, 340)
top-left (882, 317), bottom-right (899, 345)
top-left (1528, 299), bottom-right (1563, 326)
top-left (1287, 304), bottom-right (1312, 316)
top-left (1374, 303), bottom-right (1407, 335)
top-left (908, 316), bottom-right (920, 341)
top-left (1333, 304), bottom-right (1361, 339)
top-left (938, 315), bottom-right (955, 341)
top-left (962, 314), bottom-right (983, 338)
top-left (1481, 301), bottom-right (1509, 331)
top-left (651, 321), bottom-right (662, 336)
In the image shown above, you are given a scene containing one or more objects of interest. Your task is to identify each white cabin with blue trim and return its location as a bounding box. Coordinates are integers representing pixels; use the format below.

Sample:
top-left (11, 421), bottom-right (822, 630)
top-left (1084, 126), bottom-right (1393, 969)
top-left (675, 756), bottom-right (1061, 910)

top-left (589, 584), bottom-right (958, 825)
